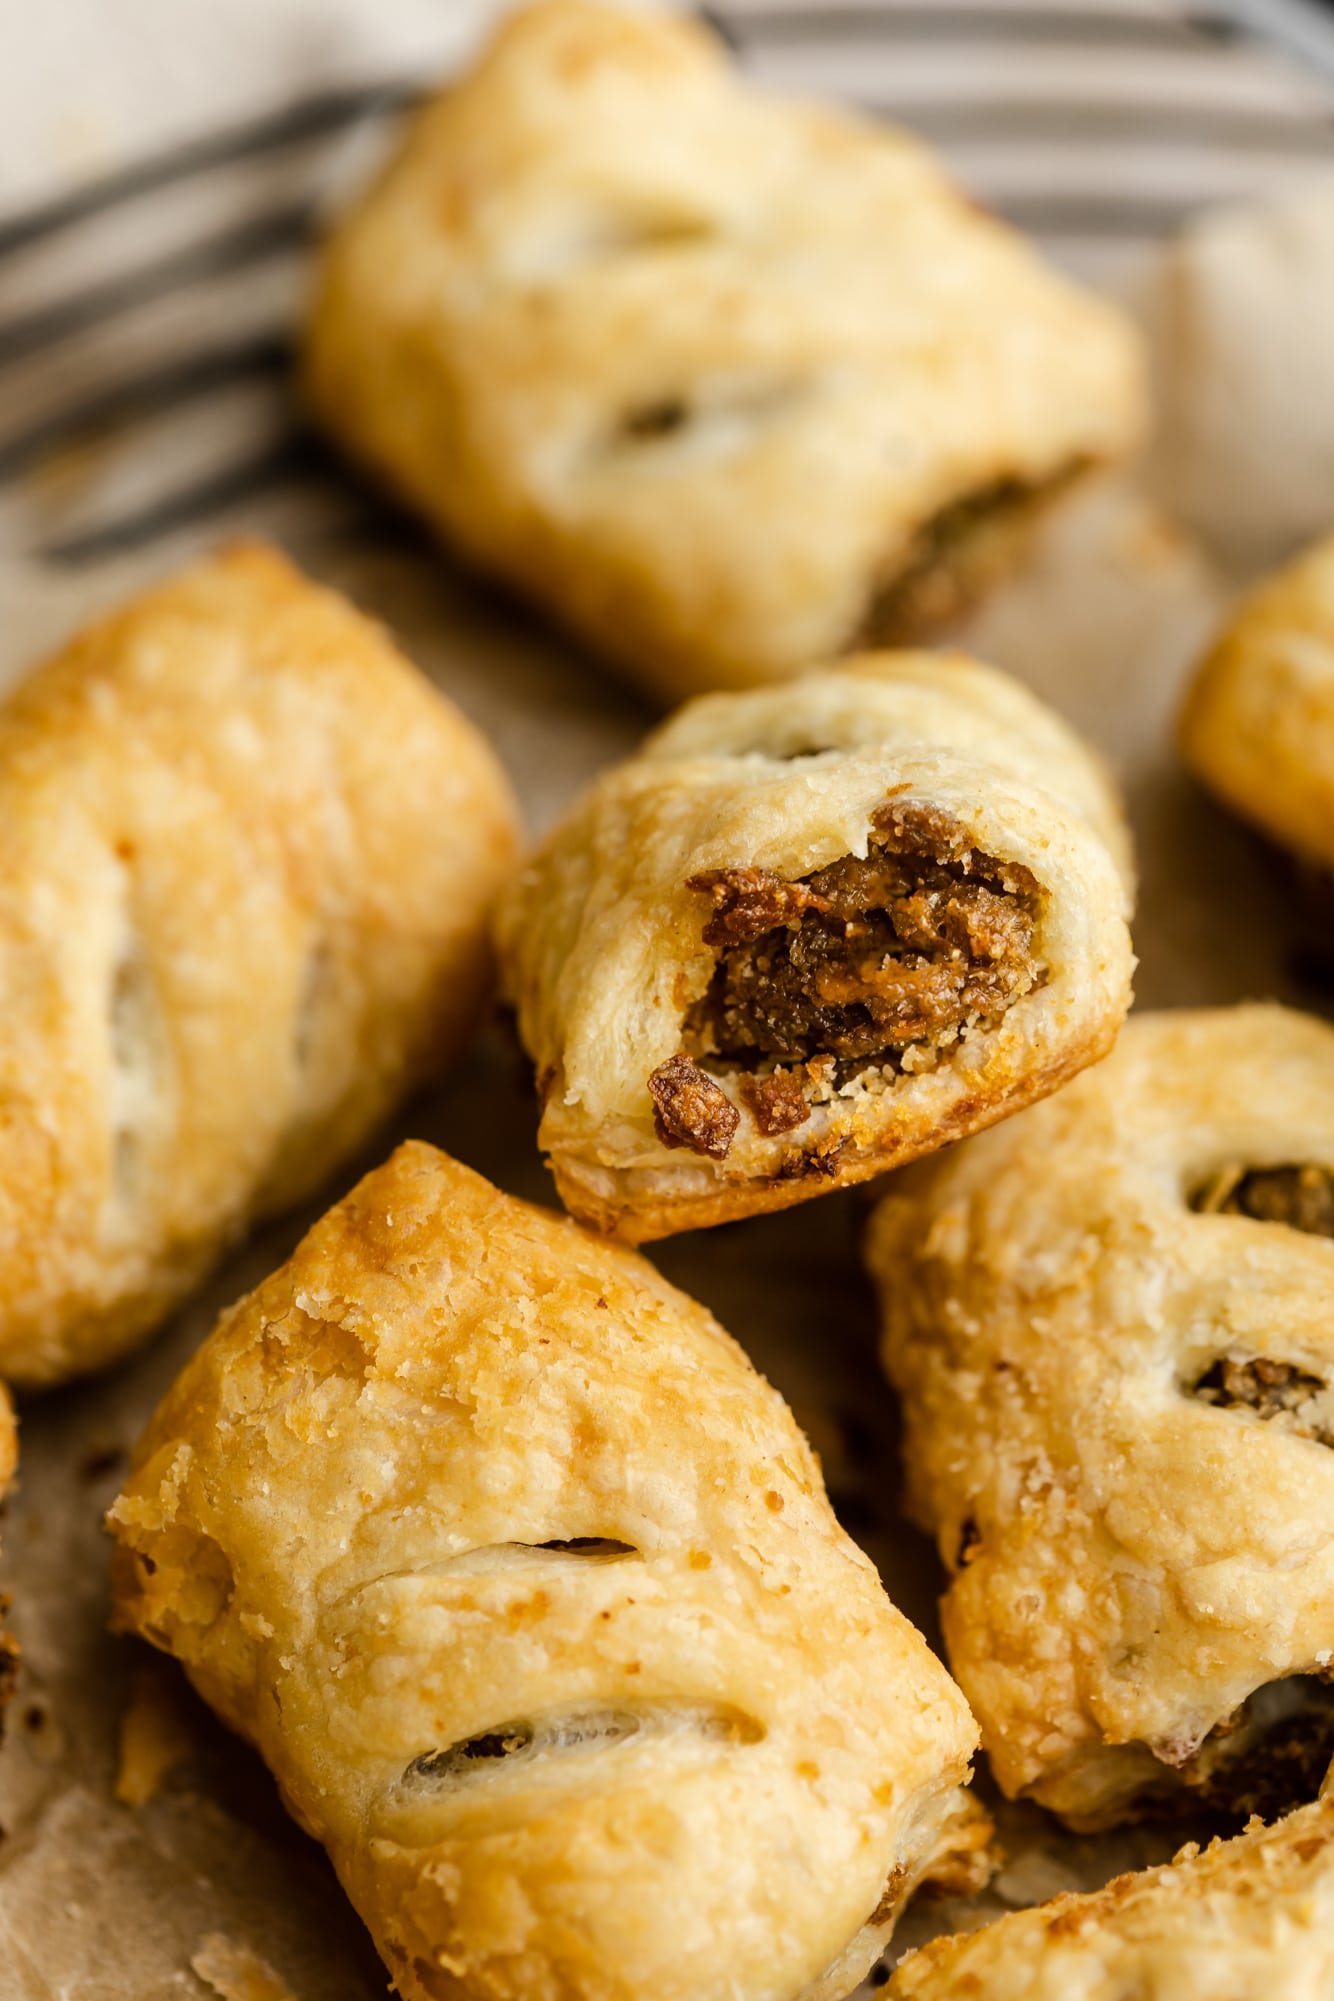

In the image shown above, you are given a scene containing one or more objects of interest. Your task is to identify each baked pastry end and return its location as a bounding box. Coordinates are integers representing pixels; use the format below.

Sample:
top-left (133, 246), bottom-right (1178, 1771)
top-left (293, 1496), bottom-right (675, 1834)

top-left (500, 650), bottom-right (1133, 1240)
top-left (1180, 530), bottom-right (1334, 873)
top-left (888, 1787), bottom-right (1334, 1999)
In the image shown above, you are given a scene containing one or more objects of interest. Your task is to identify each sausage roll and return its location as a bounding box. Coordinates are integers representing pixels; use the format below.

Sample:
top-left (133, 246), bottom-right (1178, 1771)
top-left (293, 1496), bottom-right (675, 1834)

top-left (0, 543), bottom-right (519, 1386)
top-left (1180, 530), bottom-right (1334, 873)
top-left (497, 651), bottom-right (1134, 1241)
top-left (109, 1141), bottom-right (981, 2001)
top-left (303, 0), bottom-right (1146, 702)
top-left (889, 1787), bottom-right (1334, 2001)
top-left (870, 1004), bottom-right (1334, 1831)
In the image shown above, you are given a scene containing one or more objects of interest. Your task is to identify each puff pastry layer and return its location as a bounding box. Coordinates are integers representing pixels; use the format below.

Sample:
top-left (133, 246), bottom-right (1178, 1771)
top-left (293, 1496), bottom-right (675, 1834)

top-left (0, 544), bottom-right (518, 1386)
top-left (109, 1141), bottom-right (979, 2001)
top-left (498, 651), bottom-right (1134, 1240)
top-left (304, 0), bottom-right (1145, 701)
top-left (889, 1788), bottom-right (1334, 2001)
top-left (1181, 530), bottom-right (1334, 872)
top-left (870, 1004), bottom-right (1334, 1830)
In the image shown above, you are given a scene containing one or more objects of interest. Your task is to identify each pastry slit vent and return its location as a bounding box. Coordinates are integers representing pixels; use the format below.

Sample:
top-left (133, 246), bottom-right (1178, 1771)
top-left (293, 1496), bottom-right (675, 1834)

top-left (292, 939), bottom-right (333, 1076)
top-left (1187, 1356), bottom-right (1334, 1449)
top-left (528, 1537), bottom-right (637, 1558)
top-left (859, 461), bottom-right (1087, 642)
top-left (107, 920), bottom-right (163, 1215)
top-left (505, 208), bottom-right (716, 284)
top-left (400, 1701), bottom-right (765, 1791)
top-left (648, 803), bottom-right (1046, 1158)
top-left (345, 1539), bottom-right (641, 1598)
top-left (1189, 1163), bottom-right (1334, 1238)
top-left (1155, 1676), bottom-right (1334, 1820)
top-left (611, 373), bottom-right (810, 461)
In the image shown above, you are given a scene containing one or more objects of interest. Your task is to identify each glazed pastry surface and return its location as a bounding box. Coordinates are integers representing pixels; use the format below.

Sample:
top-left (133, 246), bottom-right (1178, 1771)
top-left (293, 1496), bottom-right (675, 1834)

top-left (0, 543), bottom-right (518, 1385)
top-left (870, 1004), bottom-right (1334, 1829)
top-left (889, 1788), bottom-right (1334, 2001)
top-left (498, 651), bottom-right (1134, 1240)
top-left (304, 0), bottom-right (1145, 700)
top-left (1181, 530), bottom-right (1334, 871)
top-left (109, 1141), bottom-right (979, 2001)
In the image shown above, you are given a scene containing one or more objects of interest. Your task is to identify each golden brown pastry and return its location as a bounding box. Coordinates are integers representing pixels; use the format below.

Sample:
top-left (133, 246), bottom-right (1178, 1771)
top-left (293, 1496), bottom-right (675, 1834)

top-left (109, 1141), bottom-right (981, 2001)
top-left (0, 544), bottom-right (518, 1387)
top-left (869, 1004), bottom-right (1334, 1831)
top-left (497, 650), bottom-right (1134, 1241)
top-left (1180, 531), bottom-right (1334, 872)
top-left (304, 0), bottom-right (1146, 702)
top-left (888, 1787), bottom-right (1334, 2000)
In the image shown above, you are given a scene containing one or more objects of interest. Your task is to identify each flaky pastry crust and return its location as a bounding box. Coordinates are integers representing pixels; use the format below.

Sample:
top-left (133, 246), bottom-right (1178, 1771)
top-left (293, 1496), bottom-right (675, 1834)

top-left (1180, 530), bottom-right (1334, 872)
top-left (889, 1788), bottom-right (1334, 2001)
top-left (304, 0), bottom-right (1145, 701)
top-left (870, 1004), bottom-right (1334, 1830)
top-left (109, 1142), bottom-right (978, 2001)
top-left (0, 544), bottom-right (518, 1385)
top-left (497, 651), bottom-right (1134, 1241)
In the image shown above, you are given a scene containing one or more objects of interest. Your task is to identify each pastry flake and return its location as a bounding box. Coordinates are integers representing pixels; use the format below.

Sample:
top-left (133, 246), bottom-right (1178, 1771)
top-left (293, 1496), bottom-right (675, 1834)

top-left (869, 1004), bottom-right (1334, 1830)
top-left (888, 1788), bottom-right (1334, 2000)
top-left (0, 543), bottom-right (519, 1386)
top-left (498, 651), bottom-right (1134, 1240)
top-left (109, 1140), bottom-right (979, 2001)
top-left (303, 0), bottom-right (1146, 700)
top-left (1180, 529), bottom-right (1334, 872)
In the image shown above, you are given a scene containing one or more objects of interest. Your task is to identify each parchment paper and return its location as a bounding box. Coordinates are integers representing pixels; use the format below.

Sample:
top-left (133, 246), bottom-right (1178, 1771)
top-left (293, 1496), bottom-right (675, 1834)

top-left (0, 373), bottom-right (1322, 1997)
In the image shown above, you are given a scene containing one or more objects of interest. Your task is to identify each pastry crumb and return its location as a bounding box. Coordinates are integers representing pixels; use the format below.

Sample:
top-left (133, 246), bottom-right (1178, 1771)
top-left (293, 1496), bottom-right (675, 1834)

top-left (191, 1933), bottom-right (300, 2001)
top-left (115, 1659), bottom-right (195, 1806)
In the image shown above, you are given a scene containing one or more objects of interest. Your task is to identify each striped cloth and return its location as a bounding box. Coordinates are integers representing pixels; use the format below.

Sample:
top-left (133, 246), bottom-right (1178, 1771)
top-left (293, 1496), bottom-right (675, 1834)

top-left (3, 0), bottom-right (1334, 574)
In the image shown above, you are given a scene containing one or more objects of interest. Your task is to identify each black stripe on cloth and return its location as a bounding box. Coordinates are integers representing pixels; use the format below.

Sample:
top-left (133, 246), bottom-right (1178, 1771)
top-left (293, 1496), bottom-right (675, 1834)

top-left (699, 6), bottom-right (742, 49)
top-left (875, 99), bottom-right (1334, 147)
top-left (0, 81), bottom-right (418, 263)
top-left (0, 337), bottom-right (292, 485)
top-left (714, 6), bottom-right (1240, 50)
top-left (0, 208), bottom-right (311, 370)
top-left (42, 429), bottom-right (335, 562)
top-left (994, 190), bottom-right (1207, 232)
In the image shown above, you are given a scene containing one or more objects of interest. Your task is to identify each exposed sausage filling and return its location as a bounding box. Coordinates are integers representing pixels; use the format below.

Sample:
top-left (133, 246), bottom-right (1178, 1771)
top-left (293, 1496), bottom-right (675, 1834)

top-left (1172, 1677), bottom-right (1334, 1822)
top-left (861, 464), bottom-right (1085, 642)
top-left (1191, 1355), bottom-right (1334, 1449)
top-left (1191, 1162), bottom-right (1334, 1238)
top-left (646, 804), bottom-right (1046, 1159)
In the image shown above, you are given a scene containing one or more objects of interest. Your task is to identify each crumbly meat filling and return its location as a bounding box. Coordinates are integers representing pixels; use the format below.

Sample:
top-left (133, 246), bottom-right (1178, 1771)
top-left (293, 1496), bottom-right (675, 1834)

top-left (647, 1053), bottom-right (740, 1159)
top-left (1176, 1677), bottom-right (1334, 1822)
top-left (687, 804), bottom-right (1044, 1069)
top-left (645, 805), bottom-right (1046, 1160)
top-left (1185, 1165), bottom-right (1334, 1443)
top-left (1192, 1162), bottom-right (1334, 1238)
top-left (1191, 1355), bottom-right (1334, 1449)
top-left (860, 464), bottom-right (1085, 643)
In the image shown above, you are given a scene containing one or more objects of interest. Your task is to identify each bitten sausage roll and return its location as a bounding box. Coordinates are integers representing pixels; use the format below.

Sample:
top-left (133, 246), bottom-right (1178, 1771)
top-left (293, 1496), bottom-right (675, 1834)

top-left (870, 1005), bottom-right (1334, 1831)
top-left (304, 0), bottom-right (1145, 702)
top-left (1180, 530), bottom-right (1334, 873)
top-left (888, 1787), bottom-right (1334, 2001)
top-left (0, 544), bottom-right (518, 1386)
top-left (109, 1142), bottom-right (982, 2001)
top-left (497, 651), bottom-right (1134, 1241)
